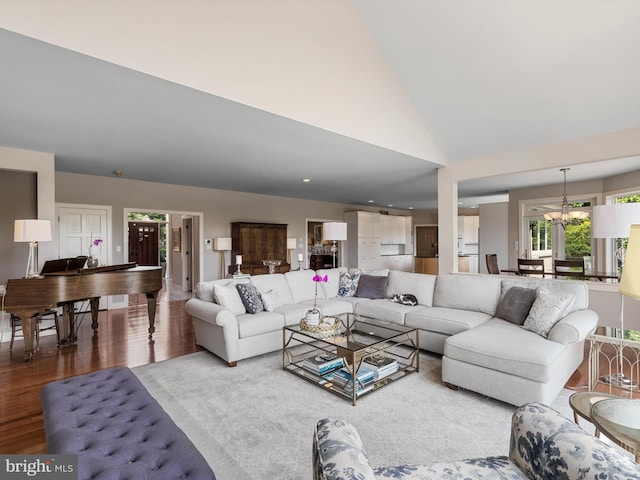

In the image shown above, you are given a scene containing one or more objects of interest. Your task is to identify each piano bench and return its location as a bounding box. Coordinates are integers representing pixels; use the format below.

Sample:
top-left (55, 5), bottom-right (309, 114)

top-left (41, 367), bottom-right (216, 480)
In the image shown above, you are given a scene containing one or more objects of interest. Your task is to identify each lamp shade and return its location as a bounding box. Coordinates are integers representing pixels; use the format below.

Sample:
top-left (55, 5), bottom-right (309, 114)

top-left (213, 237), bottom-right (232, 251)
top-left (592, 203), bottom-right (640, 238)
top-left (620, 224), bottom-right (640, 299)
top-left (287, 237), bottom-right (297, 249)
top-left (14, 219), bottom-right (52, 242)
top-left (322, 222), bottom-right (347, 241)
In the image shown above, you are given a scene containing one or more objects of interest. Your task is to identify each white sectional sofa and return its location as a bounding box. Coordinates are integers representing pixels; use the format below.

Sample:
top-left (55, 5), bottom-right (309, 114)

top-left (185, 268), bottom-right (598, 406)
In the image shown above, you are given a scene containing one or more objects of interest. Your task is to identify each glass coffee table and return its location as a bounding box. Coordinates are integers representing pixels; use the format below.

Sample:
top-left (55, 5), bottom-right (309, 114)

top-left (283, 312), bottom-right (419, 405)
top-left (591, 398), bottom-right (640, 462)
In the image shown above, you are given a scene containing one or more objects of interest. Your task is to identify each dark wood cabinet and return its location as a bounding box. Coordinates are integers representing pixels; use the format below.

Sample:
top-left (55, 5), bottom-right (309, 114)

top-left (230, 222), bottom-right (291, 275)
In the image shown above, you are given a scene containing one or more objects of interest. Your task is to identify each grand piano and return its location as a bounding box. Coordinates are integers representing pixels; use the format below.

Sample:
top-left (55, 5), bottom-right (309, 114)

top-left (4, 263), bottom-right (162, 361)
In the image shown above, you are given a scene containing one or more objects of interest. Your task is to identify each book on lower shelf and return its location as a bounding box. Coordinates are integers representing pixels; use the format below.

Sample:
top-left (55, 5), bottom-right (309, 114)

top-left (332, 366), bottom-right (376, 390)
top-left (302, 353), bottom-right (344, 375)
top-left (363, 356), bottom-right (400, 380)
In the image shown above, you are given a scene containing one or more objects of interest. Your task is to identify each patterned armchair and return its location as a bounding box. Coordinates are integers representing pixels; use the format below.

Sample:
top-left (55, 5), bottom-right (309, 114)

top-left (313, 402), bottom-right (640, 480)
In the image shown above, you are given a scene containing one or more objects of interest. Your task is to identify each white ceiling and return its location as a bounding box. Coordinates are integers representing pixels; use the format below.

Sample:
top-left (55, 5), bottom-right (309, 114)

top-left (1, 1), bottom-right (639, 210)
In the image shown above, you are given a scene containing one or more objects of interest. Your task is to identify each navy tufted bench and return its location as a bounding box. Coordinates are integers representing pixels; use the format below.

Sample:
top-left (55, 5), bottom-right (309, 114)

top-left (41, 367), bottom-right (216, 480)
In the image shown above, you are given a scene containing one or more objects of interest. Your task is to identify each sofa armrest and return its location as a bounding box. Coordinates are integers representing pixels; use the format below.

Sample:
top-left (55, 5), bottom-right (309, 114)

top-left (313, 418), bottom-right (376, 480)
top-left (510, 403), bottom-right (640, 479)
top-left (185, 298), bottom-right (238, 329)
top-left (547, 309), bottom-right (598, 345)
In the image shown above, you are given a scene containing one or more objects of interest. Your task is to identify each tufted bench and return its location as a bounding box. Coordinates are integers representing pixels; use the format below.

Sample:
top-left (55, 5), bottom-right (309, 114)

top-left (41, 367), bottom-right (216, 480)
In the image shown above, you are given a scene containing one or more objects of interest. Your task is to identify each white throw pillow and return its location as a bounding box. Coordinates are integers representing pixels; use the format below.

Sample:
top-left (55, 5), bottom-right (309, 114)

top-left (261, 289), bottom-right (282, 312)
top-left (522, 288), bottom-right (575, 338)
top-left (213, 283), bottom-right (246, 315)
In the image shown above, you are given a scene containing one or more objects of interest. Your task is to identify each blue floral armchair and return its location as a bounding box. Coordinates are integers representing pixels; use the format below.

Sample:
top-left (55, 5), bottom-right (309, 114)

top-left (313, 402), bottom-right (640, 480)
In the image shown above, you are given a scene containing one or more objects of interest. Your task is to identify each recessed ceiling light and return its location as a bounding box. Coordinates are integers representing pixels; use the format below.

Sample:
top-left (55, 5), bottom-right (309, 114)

top-left (388, 204), bottom-right (393, 207)
top-left (368, 200), bottom-right (374, 203)
top-left (302, 178), bottom-right (311, 182)
top-left (409, 207), bottom-right (414, 210)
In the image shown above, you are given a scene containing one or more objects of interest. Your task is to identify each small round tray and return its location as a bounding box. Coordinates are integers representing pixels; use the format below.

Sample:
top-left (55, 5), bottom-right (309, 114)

top-left (300, 316), bottom-right (342, 339)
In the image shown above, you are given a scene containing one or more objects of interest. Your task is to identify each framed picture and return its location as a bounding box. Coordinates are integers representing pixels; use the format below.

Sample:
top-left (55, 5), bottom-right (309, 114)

top-left (172, 227), bottom-right (181, 252)
top-left (314, 225), bottom-right (322, 246)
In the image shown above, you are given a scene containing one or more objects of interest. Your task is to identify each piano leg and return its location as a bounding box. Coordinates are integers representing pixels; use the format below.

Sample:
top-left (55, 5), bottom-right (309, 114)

top-left (146, 291), bottom-right (159, 340)
top-left (22, 316), bottom-right (36, 361)
top-left (59, 302), bottom-right (78, 346)
top-left (90, 297), bottom-right (100, 335)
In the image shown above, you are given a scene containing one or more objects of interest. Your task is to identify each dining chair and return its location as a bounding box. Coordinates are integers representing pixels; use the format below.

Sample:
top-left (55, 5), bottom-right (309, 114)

top-left (486, 254), bottom-right (500, 275)
top-left (554, 259), bottom-right (586, 280)
top-left (517, 258), bottom-right (546, 277)
top-left (10, 309), bottom-right (60, 350)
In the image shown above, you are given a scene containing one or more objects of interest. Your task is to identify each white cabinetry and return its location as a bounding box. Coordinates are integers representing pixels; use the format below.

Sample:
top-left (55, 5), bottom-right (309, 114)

top-left (381, 215), bottom-right (407, 244)
top-left (381, 255), bottom-right (414, 272)
top-left (346, 211), bottom-right (382, 270)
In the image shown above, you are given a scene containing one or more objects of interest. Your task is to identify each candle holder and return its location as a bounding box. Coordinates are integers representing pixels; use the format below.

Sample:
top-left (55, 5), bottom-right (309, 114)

top-left (297, 260), bottom-right (303, 271)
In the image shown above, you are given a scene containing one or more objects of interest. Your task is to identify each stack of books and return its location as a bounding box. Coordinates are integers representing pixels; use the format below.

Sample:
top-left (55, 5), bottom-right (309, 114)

top-left (332, 366), bottom-right (376, 397)
top-left (302, 353), bottom-right (344, 378)
top-left (363, 356), bottom-right (399, 380)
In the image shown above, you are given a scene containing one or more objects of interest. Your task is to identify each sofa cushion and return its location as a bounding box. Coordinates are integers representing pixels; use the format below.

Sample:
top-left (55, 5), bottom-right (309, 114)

top-left (213, 282), bottom-right (246, 315)
top-left (355, 299), bottom-right (423, 325)
top-left (285, 270), bottom-right (318, 303)
top-left (274, 303), bottom-right (312, 326)
top-left (338, 270), bottom-right (363, 297)
top-left (444, 318), bottom-right (567, 383)
top-left (404, 307), bottom-right (492, 336)
top-left (386, 270), bottom-right (436, 307)
top-left (434, 274), bottom-right (502, 315)
top-left (523, 288), bottom-right (575, 338)
top-left (317, 268), bottom-right (345, 298)
top-left (496, 286), bottom-right (536, 325)
top-left (501, 277), bottom-right (588, 312)
top-left (260, 289), bottom-right (283, 312)
top-left (237, 311), bottom-right (285, 338)
top-left (356, 274), bottom-right (388, 299)
top-left (194, 281), bottom-right (216, 302)
top-left (311, 299), bottom-right (354, 317)
top-left (251, 274), bottom-right (294, 305)
top-left (236, 283), bottom-right (264, 314)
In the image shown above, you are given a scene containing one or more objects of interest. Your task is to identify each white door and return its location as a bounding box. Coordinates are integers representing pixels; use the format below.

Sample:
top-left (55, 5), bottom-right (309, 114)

top-left (57, 205), bottom-right (116, 309)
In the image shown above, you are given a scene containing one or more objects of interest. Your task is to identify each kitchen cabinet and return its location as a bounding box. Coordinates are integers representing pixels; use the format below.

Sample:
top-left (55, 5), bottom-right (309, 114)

top-left (381, 255), bottom-right (412, 272)
top-left (415, 257), bottom-right (438, 275)
top-left (381, 215), bottom-right (407, 244)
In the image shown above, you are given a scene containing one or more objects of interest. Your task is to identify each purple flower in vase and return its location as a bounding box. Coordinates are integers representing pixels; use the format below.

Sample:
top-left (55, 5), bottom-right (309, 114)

top-left (311, 274), bottom-right (328, 311)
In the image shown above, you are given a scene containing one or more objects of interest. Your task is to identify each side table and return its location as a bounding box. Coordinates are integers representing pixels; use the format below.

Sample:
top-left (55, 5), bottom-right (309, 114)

top-left (591, 398), bottom-right (640, 463)
top-left (569, 392), bottom-right (619, 437)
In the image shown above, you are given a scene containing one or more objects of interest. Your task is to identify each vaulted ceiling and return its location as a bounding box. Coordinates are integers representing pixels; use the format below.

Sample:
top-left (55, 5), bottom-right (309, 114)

top-left (1, 1), bottom-right (639, 210)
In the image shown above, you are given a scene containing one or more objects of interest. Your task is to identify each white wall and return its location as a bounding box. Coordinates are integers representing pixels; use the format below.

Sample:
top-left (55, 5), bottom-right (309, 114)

top-left (55, 171), bottom-right (410, 283)
top-left (478, 203), bottom-right (508, 274)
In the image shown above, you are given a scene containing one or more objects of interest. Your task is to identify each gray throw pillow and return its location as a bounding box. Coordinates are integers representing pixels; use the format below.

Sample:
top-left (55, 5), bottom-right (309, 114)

top-left (236, 283), bottom-right (264, 314)
top-left (356, 274), bottom-right (388, 299)
top-left (496, 287), bottom-right (536, 325)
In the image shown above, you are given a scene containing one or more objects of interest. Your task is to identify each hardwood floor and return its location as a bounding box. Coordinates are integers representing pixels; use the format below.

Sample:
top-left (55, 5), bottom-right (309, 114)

top-left (0, 283), bottom-right (200, 454)
top-left (0, 284), bottom-right (600, 454)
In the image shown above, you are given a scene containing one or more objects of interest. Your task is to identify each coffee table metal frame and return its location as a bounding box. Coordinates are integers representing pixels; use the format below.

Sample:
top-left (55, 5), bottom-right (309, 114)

top-left (282, 312), bottom-right (419, 406)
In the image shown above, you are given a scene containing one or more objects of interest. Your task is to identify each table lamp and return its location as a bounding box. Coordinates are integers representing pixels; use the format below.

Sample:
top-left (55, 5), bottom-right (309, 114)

top-left (610, 224), bottom-right (640, 388)
top-left (214, 237), bottom-right (232, 279)
top-left (322, 222), bottom-right (347, 268)
top-left (14, 219), bottom-right (52, 278)
top-left (592, 203), bottom-right (640, 265)
top-left (287, 237), bottom-right (297, 265)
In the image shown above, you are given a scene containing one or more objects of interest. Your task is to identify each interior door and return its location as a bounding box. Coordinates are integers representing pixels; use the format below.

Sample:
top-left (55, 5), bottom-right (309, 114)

top-left (128, 222), bottom-right (159, 266)
top-left (57, 205), bottom-right (110, 309)
top-left (416, 226), bottom-right (438, 257)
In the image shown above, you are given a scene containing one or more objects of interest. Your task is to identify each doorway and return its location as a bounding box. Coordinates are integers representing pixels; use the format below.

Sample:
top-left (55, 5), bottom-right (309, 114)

top-left (416, 225), bottom-right (438, 258)
top-left (128, 222), bottom-right (159, 266)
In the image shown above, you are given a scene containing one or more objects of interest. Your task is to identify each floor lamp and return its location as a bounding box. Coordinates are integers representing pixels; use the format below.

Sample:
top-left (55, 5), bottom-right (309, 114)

top-left (592, 205), bottom-right (640, 387)
top-left (613, 224), bottom-right (640, 387)
top-left (14, 219), bottom-right (52, 278)
top-left (322, 222), bottom-right (347, 268)
top-left (214, 237), bottom-right (231, 279)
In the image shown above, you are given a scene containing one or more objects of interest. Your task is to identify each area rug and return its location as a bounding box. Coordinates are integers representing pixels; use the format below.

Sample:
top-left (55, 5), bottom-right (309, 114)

top-left (133, 350), bottom-right (576, 480)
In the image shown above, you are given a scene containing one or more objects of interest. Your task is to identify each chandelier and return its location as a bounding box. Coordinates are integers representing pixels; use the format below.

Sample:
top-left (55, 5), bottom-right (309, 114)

top-left (543, 168), bottom-right (589, 228)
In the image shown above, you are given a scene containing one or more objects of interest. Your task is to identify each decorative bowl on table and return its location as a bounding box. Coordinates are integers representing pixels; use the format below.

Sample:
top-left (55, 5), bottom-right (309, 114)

top-left (262, 259), bottom-right (282, 274)
top-left (300, 316), bottom-right (342, 339)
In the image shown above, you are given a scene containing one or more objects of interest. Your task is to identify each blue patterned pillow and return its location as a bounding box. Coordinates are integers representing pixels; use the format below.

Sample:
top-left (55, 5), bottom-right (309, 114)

top-left (236, 283), bottom-right (264, 314)
top-left (338, 270), bottom-right (363, 297)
